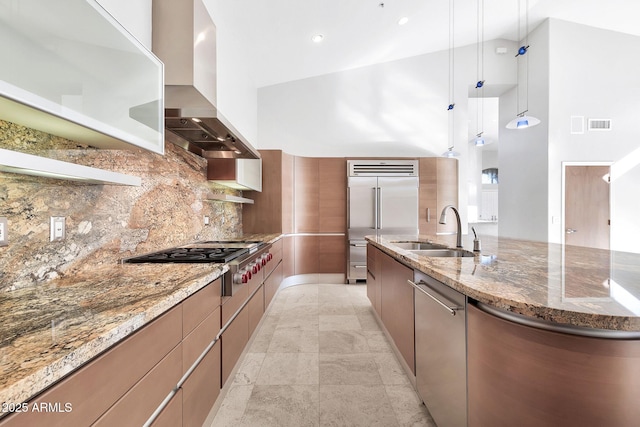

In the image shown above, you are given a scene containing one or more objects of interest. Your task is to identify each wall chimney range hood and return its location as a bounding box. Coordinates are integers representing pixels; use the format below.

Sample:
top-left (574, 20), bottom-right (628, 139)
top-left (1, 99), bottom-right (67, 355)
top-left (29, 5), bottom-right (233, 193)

top-left (152, 0), bottom-right (260, 159)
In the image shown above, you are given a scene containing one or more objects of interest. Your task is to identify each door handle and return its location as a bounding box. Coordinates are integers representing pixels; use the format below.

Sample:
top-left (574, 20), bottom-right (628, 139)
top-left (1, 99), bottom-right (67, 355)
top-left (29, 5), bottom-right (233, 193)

top-left (377, 187), bottom-right (382, 229)
top-left (566, 228), bottom-right (577, 234)
top-left (373, 187), bottom-right (378, 229)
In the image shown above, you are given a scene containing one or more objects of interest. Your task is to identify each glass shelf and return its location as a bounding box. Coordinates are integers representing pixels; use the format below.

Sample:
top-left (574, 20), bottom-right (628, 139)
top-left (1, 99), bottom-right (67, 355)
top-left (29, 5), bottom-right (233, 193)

top-left (0, 0), bottom-right (164, 154)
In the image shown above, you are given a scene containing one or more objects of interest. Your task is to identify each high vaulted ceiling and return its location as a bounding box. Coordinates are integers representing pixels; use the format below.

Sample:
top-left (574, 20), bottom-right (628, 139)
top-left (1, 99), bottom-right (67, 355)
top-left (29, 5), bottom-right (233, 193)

top-left (210, 0), bottom-right (640, 88)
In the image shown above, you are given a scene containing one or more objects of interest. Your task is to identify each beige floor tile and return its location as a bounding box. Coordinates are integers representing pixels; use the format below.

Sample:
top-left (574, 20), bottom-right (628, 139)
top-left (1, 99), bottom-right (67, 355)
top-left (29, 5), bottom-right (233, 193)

top-left (319, 314), bottom-right (361, 331)
top-left (208, 384), bottom-right (254, 427)
top-left (255, 352), bottom-right (319, 385)
top-left (232, 352), bottom-right (266, 385)
top-left (240, 385), bottom-right (319, 427)
top-left (363, 330), bottom-right (393, 353)
top-left (319, 353), bottom-right (382, 385)
top-left (385, 384), bottom-right (437, 427)
top-left (277, 303), bottom-right (320, 322)
top-left (374, 352), bottom-right (412, 385)
top-left (319, 330), bottom-right (370, 354)
top-left (319, 384), bottom-right (399, 427)
top-left (356, 309), bottom-right (381, 331)
top-left (318, 300), bottom-right (356, 315)
top-left (211, 284), bottom-right (429, 427)
top-left (267, 326), bottom-right (319, 353)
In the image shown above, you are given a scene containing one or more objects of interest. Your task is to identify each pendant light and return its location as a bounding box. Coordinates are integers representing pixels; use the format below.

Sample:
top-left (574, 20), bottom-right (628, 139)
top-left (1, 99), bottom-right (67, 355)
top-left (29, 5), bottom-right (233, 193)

top-left (472, 0), bottom-right (486, 146)
top-left (506, 0), bottom-right (540, 129)
top-left (442, 0), bottom-right (460, 157)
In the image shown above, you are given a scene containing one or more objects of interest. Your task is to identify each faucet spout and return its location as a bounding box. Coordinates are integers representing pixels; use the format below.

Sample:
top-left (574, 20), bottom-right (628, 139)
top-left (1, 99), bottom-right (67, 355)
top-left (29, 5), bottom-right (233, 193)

top-left (439, 205), bottom-right (463, 248)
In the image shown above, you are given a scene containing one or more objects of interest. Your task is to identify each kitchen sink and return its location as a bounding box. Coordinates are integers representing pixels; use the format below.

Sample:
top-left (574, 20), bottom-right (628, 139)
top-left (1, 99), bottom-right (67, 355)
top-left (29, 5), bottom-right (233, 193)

top-left (391, 242), bottom-right (448, 250)
top-left (409, 249), bottom-right (475, 258)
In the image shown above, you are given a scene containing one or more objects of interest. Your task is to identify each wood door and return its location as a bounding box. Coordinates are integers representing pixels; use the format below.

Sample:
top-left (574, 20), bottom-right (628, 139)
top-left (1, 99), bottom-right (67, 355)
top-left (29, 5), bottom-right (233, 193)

top-left (565, 165), bottom-right (610, 249)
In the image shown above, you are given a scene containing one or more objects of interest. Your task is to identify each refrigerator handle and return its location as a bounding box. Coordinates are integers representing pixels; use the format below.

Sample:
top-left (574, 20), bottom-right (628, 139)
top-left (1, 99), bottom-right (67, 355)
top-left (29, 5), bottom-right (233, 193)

top-left (377, 187), bottom-right (382, 229)
top-left (373, 187), bottom-right (378, 229)
top-left (347, 187), bottom-right (350, 229)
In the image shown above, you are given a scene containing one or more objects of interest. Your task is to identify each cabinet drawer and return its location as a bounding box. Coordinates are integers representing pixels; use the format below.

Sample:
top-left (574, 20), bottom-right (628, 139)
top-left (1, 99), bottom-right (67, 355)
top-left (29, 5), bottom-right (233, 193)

top-left (150, 389), bottom-right (182, 427)
top-left (221, 282), bottom-right (249, 327)
top-left (0, 306), bottom-right (181, 427)
top-left (182, 307), bottom-right (220, 373)
top-left (221, 307), bottom-right (249, 386)
top-left (183, 279), bottom-right (221, 337)
top-left (248, 285), bottom-right (265, 338)
top-left (93, 344), bottom-right (182, 427)
top-left (182, 341), bottom-right (221, 427)
top-left (264, 262), bottom-right (283, 308)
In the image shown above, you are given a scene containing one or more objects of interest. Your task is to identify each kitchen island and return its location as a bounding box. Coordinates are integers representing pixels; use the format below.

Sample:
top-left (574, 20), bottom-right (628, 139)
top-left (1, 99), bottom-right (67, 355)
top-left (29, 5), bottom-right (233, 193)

top-left (366, 234), bottom-right (640, 427)
top-left (0, 233), bottom-right (281, 425)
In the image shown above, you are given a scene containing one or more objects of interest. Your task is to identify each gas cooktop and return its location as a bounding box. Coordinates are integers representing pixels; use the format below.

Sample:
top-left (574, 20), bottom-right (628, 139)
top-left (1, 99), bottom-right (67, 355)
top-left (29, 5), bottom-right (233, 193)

top-left (122, 241), bottom-right (264, 264)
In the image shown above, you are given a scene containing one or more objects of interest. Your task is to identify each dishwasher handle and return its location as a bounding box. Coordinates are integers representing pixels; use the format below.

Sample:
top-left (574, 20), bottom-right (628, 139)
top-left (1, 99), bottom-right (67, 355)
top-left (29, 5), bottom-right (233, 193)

top-left (407, 279), bottom-right (462, 316)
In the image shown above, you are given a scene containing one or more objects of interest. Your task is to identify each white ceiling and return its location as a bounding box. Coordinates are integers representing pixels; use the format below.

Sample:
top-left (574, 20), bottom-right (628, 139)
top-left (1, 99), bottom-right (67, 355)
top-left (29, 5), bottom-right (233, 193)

top-left (211, 0), bottom-right (640, 88)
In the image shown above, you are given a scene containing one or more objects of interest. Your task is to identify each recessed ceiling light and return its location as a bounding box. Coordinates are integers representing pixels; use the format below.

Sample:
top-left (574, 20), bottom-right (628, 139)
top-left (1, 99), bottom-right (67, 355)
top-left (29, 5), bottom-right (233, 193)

top-left (311, 34), bottom-right (324, 43)
top-left (398, 16), bottom-right (409, 26)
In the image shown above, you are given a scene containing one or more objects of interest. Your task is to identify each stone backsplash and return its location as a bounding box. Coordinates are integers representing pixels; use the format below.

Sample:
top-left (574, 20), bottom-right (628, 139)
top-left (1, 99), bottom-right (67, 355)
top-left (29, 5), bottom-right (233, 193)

top-left (0, 120), bottom-right (243, 291)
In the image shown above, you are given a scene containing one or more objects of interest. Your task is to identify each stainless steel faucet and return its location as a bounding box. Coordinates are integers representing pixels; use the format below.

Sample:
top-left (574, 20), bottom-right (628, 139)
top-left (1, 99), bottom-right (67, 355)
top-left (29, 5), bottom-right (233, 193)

top-left (439, 205), bottom-right (463, 248)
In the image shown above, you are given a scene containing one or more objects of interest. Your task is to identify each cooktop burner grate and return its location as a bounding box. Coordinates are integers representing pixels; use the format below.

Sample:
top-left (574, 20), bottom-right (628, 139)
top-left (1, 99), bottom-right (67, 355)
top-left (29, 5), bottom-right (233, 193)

top-left (122, 246), bottom-right (250, 264)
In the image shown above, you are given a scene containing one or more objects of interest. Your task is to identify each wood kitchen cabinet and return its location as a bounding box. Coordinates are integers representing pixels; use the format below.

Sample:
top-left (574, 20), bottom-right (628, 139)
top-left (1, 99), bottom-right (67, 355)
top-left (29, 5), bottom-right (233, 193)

top-left (243, 150), bottom-right (294, 234)
top-left (182, 341), bottom-right (221, 427)
top-left (467, 304), bottom-right (640, 427)
top-left (366, 244), bottom-right (382, 315)
top-left (379, 249), bottom-right (415, 374)
top-left (248, 285), bottom-right (265, 338)
top-left (0, 306), bottom-right (182, 427)
top-left (150, 389), bottom-right (182, 427)
top-left (243, 152), bottom-right (346, 279)
top-left (264, 238), bottom-right (284, 307)
top-left (221, 306), bottom-right (249, 386)
top-left (0, 279), bottom-right (223, 427)
top-left (419, 157), bottom-right (459, 235)
top-left (294, 157), bottom-right (320, 232)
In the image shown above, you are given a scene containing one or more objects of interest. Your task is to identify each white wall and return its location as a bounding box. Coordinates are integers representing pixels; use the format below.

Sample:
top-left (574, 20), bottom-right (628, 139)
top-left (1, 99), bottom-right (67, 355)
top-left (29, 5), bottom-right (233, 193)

top-left (96, 0), bottom-right (152, 49)
top-left (498, 21), bottom-right (550, 242)
top-left (258, 39), bottom-right (516, 158)
top-left (546, 19), bottom-right (640, 252)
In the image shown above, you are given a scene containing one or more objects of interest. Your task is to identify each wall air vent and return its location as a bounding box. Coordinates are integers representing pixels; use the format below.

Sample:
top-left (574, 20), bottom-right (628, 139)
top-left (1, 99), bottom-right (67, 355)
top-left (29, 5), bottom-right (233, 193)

top-left (348, 160), bottom-right (418, 177)
top-left (588, 118), bottom-right (612, 131)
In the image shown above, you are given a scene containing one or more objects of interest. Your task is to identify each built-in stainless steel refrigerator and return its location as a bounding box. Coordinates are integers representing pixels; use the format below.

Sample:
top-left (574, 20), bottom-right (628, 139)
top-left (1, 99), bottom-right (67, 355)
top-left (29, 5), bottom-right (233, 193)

top-left (347, 160), bottom-right (419, 282)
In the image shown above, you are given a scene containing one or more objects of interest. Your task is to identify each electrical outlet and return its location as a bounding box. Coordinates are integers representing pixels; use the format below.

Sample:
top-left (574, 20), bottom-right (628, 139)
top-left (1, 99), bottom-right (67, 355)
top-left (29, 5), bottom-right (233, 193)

top-left (0, 217), bottom-right (7, 246)
top-left (204, 216), bottom-right (210, 226)
top-left (50, 217), bottom-right (66, 242)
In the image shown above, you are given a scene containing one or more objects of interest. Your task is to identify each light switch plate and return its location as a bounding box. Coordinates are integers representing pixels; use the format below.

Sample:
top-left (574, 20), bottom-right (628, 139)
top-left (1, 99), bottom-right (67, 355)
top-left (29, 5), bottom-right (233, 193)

top-left (0, 217), bottom-right (7, 246)
top-left (50, 217), bottom-right (66, 242)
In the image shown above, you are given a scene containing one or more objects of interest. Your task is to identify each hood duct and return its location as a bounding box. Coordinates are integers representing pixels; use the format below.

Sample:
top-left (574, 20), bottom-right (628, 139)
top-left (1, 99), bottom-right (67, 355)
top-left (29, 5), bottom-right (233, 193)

top-left (152, 0), bottom-right (259, 159)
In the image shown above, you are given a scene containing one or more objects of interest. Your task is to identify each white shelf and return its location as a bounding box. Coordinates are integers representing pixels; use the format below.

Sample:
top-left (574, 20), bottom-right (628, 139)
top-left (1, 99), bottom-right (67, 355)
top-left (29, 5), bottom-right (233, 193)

top-left (0, 149), bottom-right (141, 186)
top-left (205, 194), bottom-right (254, 204)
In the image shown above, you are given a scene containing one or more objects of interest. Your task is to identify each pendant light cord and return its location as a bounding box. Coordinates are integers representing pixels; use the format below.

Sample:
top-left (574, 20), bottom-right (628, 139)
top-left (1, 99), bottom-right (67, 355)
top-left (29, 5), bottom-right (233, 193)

top-left (448, 0), bottom-right (455, 150)
top-left (476, 0), bottom-right (484, 137)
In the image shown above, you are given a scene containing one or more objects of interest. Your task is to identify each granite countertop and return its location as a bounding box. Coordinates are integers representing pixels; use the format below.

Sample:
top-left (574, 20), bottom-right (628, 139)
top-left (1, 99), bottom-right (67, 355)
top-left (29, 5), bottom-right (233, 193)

top-left (0, 233), bottom-right (281, 410)
top-left (367, 234), bottom-right (640, 332)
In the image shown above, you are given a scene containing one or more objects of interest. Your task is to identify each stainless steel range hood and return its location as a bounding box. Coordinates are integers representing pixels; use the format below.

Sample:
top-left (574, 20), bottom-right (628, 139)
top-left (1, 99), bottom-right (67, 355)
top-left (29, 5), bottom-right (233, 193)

top-left (152, 0), bottom-right (260, 159)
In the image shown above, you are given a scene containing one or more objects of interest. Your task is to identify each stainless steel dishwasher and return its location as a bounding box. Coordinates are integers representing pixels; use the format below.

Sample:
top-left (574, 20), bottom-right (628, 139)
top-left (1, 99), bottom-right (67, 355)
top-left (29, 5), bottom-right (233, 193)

top-left (409, 271), bottom-right (467, 427)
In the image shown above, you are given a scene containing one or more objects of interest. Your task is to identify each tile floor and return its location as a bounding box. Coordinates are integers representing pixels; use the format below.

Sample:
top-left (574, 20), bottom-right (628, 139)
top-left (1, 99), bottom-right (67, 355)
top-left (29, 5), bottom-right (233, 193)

top-left (208, 283), bottom-right (436, 427)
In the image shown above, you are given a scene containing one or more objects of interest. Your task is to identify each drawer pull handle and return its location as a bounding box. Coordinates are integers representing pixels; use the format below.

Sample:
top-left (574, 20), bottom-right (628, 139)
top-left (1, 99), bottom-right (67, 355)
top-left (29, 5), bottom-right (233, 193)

top-left (407, 279), bottom-right (462, 316)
